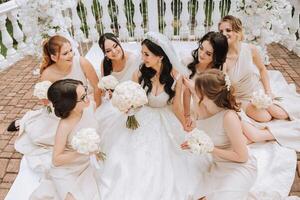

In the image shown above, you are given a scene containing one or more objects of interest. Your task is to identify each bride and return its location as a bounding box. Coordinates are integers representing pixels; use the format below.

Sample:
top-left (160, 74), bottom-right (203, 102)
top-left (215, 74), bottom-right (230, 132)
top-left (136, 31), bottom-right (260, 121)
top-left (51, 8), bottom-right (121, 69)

top-left (98, 32), bottom-right (201, 200)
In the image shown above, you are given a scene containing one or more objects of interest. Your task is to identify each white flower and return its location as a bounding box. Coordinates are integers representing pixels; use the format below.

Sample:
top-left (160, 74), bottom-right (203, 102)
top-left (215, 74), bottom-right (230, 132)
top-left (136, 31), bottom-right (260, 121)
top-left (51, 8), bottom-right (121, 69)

top-left (111, 81), bottom-right (148, 130)
top-left (98, 75), bottom-right (119, 90)
top-left (224, 73), bottom-right (231, 91)
top-left (237, 0), bottom-right (292, 62)
top-left (17, 0), bottom-right (67, 57)
top-left (112, 80), bottom-right (148, 113)
top-left (187, 129), bottom-right (214, 154)
top-left (33, 81), bottom-right (52, 99)
top-left (32, 68), bottom-right (40, 76)
top-left (251, 89), bottom-right (273, 109)
top-left (71, 128), bottom-right (101, 155)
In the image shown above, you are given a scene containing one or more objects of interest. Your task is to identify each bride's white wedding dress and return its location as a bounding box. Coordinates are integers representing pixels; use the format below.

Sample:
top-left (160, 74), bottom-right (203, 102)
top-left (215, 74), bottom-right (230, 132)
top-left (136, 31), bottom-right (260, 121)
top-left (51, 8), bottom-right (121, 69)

top-left (97, 79), bottom-right (202, 200)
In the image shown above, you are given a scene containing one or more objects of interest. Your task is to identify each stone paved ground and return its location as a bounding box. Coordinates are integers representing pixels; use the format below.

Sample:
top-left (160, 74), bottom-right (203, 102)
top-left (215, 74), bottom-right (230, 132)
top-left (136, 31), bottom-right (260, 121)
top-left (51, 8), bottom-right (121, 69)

top-left (0, 43), bottom-right (299, 199)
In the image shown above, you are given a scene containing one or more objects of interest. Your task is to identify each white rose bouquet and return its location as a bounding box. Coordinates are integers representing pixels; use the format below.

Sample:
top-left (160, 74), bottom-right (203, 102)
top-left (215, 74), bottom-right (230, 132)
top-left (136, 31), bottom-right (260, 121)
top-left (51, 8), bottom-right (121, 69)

top-left (71, 128), bottom-right (106, 161)
top-left (33, 81), bottom-right (53, 113)
top-left (111, 80), bottom-right (148, 130)
top-left (251, 89), bottom-right (273, 110)
top-left (98, 75), bottom-right (119, 100)
top-left (184, 128), bottom-right (214, 154)
top-left (98, 75), bottom-right (119, 91)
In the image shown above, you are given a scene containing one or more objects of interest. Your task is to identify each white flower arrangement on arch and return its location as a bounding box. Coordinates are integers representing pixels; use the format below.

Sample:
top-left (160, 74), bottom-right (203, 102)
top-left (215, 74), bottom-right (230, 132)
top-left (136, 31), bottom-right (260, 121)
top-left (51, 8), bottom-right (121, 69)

top-left (16, 0), bottom-right (73, 57)
top-left (237, 0), bottom-right (292, 64)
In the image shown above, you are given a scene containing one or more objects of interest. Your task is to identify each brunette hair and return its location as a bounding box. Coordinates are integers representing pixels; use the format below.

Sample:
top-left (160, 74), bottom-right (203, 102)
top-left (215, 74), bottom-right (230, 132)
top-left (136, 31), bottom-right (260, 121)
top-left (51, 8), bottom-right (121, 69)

top-left (188, 31), bottom-right (228, 78)
top-left (47, 79), bottom-right (83, 119)
top-left (98, 33), bottom-right (125, 76)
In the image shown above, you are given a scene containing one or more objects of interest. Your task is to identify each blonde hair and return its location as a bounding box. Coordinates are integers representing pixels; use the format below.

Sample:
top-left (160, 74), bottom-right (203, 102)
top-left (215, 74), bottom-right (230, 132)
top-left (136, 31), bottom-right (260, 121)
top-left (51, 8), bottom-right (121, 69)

top-left (219, 15), bottom-right (244, 41)
top-left (40, 35), bottom-right (70, 74)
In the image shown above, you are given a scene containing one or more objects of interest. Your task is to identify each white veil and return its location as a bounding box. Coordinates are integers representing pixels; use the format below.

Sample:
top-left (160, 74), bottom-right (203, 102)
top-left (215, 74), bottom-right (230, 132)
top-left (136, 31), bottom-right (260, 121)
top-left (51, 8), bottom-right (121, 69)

top-left (144, 32), bottom-right (189, 76)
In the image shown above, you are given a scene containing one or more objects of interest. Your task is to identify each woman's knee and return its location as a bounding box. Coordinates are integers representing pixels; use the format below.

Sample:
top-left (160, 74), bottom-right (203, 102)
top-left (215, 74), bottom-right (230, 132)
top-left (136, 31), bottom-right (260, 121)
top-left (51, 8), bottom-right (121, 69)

top-left (246, 106), bottom-right (272, 122)
top-left (268, 105), bottom-right (289, 120)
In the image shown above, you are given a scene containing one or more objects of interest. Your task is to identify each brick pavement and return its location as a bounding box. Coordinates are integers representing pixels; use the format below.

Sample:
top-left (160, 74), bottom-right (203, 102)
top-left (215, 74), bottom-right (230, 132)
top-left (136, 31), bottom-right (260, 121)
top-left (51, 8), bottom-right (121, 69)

top-left (0, 44), bottom-right (299, 199)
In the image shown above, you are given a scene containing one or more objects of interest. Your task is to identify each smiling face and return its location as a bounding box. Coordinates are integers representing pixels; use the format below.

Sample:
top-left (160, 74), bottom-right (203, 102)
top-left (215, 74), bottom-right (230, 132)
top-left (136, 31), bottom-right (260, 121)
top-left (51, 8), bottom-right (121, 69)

top-left (141, 44), bottom-right (162, 68)
top-left (219, 21), bottom-right (241, 46)
top-left (198, 40), bottom-right (214, 68)
top-left (104, 39), bottom-right (123, 61)
top-left (51, 42), bottom-right (73, 67)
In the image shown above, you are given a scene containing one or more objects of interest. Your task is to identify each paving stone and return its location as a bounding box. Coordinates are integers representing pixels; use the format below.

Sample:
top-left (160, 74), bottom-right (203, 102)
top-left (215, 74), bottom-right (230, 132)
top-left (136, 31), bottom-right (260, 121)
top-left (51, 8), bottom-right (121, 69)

top-left (0, 182), bottom-right (12, 189)
top-left (0, 140), bottom-right (8, 149)
top-left (6, 159), bottom-right (20, 173)
top-left (0, 189), bottom-right (9, 200)
top-left (2, 173), bottom-right (17, 183)
top-left (0, 159), bottom-right (9, 179)
top-left (0, 152), bottom-right (13, 159)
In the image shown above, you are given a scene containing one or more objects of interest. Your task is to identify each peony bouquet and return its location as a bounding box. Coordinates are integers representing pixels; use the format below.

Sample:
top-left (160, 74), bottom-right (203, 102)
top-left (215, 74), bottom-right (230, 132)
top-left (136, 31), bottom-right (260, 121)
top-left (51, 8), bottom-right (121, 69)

top-left (111, 80), bottom-right (148, 130)
top-left (98, 75), bottom-right (119, 91)
top-left (71, 128), bottom-right (106, 162)
top-left (33, 80), bottom-right (53, 113)
top-left (251, 89), bottom-right (273, 109)
top-left (98, 75), bottom-right (119, 100)
top-left (186, 128), bottom-right (214, 154)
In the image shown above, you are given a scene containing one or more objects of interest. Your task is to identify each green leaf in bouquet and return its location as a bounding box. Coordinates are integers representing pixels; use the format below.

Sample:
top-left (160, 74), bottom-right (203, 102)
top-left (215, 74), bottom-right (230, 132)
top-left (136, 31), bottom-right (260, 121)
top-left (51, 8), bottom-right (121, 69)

top-left (273, 96), bottom-right (283, 101)
top-left (126, 115), bottom-right (140, 130)
top-left (46, 105), bottom-right (52, 114)
top-left (96, 151), bottom-right (106, 161)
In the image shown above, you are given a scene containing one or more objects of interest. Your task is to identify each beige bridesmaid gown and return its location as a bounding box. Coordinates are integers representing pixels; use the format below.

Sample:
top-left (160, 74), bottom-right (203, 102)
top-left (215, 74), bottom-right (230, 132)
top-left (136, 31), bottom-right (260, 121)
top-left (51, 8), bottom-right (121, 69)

top-left (30, 104), bottom-right (101, 200)
top-left (197, 110), bottom-right (257, 200)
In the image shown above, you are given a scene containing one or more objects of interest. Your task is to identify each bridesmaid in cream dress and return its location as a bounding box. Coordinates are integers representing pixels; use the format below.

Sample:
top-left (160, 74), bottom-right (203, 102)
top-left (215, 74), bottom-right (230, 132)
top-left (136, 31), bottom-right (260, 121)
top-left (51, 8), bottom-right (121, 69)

top-left (218, 15), bottom-right (299, 199)
top-left (98, 33), bottom-right (140, 82)
top-left (30, 79), bottom-right (101, 200)
top-left (95, 33), bottom-right (141, 135)
top-left (15, 35), bottom-right (101, 175)
top-left (182, 69), bottom-right (257, 200)
top-left (218, 15), bottom-right (300, 151)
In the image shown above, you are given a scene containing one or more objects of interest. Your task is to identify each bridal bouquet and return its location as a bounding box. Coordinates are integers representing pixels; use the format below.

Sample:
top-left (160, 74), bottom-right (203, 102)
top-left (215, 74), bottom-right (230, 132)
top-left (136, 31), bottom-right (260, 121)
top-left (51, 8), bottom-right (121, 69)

top-left (111, 80), bottom-right (148, 130)
top-left (33, 81), bottom-right (53, 113)
top-left (98, 75), bottom-right (119, 91)
top-left (98, 75), bottom-right (119, 100)
top-left (251, 90), bottom-right (273, 109)
top-left (186, 129), bottom-right (214, 154)
top-left (71, 128), bottom-right (106, 161)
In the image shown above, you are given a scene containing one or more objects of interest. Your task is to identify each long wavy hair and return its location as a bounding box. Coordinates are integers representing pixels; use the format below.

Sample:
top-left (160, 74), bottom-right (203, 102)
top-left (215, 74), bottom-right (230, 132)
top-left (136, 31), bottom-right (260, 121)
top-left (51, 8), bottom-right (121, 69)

top-left (47, 79), bottom-right (83, 119)
top-left (138, 39), bottom-right (175, 104)
top-left (98, 33), bottom-right (125, 76)
top-left (195, 69), bottom-right (240, 112)
top-left (40, 35), bottom-right (70, 74)
top-left (188, 31), bottom-right (228, 79)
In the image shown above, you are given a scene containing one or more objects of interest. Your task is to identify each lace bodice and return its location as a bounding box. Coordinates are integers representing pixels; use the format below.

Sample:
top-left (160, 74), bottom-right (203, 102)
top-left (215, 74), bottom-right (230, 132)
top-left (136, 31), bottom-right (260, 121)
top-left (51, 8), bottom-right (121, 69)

top-left (147, 92), bottom-right (171, 108)
top-left (146, 75), bottom-right (179, 108)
